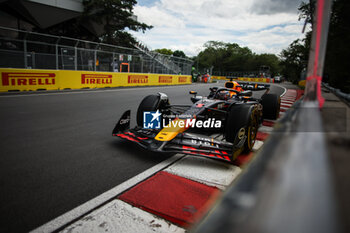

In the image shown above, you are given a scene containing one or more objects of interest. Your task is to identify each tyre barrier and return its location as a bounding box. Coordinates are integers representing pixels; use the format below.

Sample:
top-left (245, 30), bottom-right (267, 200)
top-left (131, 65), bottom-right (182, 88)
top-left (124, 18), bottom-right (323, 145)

top-left (0, 68), bottom-right (191, 92)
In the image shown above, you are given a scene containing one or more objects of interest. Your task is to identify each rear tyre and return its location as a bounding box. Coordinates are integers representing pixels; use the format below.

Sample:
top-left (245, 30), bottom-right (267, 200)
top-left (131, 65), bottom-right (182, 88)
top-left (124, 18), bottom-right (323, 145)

top-left (136, 95), bottom-right (161, 126)
top-left (261, 93), bottom-right (280, 120)
top-left (225, 104), bottom-right (259, 159)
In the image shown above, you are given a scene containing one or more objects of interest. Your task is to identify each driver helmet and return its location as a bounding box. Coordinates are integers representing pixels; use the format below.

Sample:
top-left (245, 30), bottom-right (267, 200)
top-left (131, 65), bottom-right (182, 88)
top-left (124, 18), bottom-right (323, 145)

top-left (217, 91), bottom-right (230, 100)
top-left (232, 81), bottom-right (243, 92)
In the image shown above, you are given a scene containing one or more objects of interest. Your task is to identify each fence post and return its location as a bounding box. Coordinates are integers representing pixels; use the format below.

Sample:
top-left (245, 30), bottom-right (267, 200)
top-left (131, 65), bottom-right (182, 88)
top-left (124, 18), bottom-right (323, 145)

top-left (55, 37), bottom-right (61, 70)
top-left (94, 50), bottom-right (97, 71)
top-left (140, 55), bottom-right (143, 73)
top-left (32, 52), bottom-right (35, 69)
top-left (23, 35), bottom-right (27, 69)
top-left (74, 40), bottom-right (79, 70)
top-left (112, 52), bottom-right (115, 71)
top-left (94, 44), bottom-right (99, 71)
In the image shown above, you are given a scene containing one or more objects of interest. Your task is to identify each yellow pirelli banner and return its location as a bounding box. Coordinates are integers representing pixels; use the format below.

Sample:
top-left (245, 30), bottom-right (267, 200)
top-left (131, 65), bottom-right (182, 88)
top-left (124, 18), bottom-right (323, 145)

top-left (237, 77), bottom-right (272, 83)
top-left (211, 76), bottom-right (227, 80)
top-left (0, 68), bottom-right (191, 92)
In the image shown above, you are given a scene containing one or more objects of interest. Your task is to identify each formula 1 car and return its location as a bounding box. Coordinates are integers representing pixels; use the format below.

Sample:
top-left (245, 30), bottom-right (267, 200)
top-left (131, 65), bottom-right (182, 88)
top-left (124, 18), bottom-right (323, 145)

top-left (112, 80), bottom-right (280, 163)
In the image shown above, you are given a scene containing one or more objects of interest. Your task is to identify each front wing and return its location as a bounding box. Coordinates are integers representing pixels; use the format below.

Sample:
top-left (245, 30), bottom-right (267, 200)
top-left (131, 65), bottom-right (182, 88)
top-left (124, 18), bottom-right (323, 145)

top-left (113, 127), bottom-right (238, 163)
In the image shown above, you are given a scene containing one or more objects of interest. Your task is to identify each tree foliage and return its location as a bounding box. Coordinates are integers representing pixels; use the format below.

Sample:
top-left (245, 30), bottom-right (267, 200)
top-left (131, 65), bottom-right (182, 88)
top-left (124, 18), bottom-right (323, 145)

top-left (298, 0), bottom-right (316, 29)
top-left (82, 0), bottom-right (152, 46)
top-left (323, 0), bottom-right (350, 92)
top-left (173, 50), bottom-right (187, 58)
top-left (195, 41), bottom-right (280, 76)
top-left (154, 48), bottom-right (173, 56)
top-left (279, 38), bottom-right (309, 84)
top-left (35, 0), bottom-right (152, 47)
top-left (154, 48), bottom-right (188, 58)
top-left (281, 0), bottom-right (350, 92)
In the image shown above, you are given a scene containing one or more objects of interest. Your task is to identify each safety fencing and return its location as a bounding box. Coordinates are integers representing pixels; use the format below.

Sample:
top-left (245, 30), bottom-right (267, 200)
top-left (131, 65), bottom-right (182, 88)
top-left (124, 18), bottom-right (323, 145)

top-left (0, 68), bottom-right (191, 92)
top-left (0, 26), bottom-right (193, 75)
top-left (211, 75), bottom-right (274, 83)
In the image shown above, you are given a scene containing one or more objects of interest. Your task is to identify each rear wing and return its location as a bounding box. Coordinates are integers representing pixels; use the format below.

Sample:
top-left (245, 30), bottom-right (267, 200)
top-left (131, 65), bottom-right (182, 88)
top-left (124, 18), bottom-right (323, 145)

top-left (237, 82), bottom-right (270, 91)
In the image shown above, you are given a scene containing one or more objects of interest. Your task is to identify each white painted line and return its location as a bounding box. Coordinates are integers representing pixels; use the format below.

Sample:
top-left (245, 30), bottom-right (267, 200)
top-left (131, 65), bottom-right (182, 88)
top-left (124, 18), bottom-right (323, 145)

top-left (281, 100), bottom-right (295, 104)
top-left (258, 125), bottom-right (274, 133)
top-left (284, 94), bottom-right (296, 97)
top-left (164, 156), bottom-right (241, 190)
top-left (281, 103), bottom-right (293, 107)
top-left (264, 119), bottom-right (277, 123)
top-left (31, 154), bottom-right (186, 233)
top-left (252, 140), bottom-right (264, 152)
top-left (0, 84), bottom-right (202, 98)
top-left (59, 200), bottom-right (185, 233)
top-left (281, 103), bottom-right (294, 107)
top-left (281, 97), bottom-right (296, 101)
top-left (275, 84), bottom-right (287, 97)
top-left (282, 95), bottom-right (296, 98)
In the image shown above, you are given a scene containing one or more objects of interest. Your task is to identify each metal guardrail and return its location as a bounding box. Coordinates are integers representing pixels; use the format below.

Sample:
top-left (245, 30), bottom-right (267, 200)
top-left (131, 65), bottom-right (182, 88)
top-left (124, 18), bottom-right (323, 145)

top-left (323, 83), bottom-right (350, 103)
top-left (0, 26), bottom-right (193, 75)
top-left (193, 99), bottom-right (338, 233)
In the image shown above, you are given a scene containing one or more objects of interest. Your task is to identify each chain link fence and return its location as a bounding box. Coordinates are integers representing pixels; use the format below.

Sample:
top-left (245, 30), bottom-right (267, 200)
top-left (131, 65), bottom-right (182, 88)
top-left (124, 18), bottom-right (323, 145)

top-left (0, 26), bottom-right (193, 75)
top-left (212, 71), bottom-right (272, 78)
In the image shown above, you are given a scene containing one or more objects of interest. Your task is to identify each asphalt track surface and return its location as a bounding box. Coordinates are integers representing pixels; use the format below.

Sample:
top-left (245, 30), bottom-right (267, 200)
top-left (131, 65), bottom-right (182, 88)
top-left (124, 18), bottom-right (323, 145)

top-left (0, 82), bottom-right (284, 232)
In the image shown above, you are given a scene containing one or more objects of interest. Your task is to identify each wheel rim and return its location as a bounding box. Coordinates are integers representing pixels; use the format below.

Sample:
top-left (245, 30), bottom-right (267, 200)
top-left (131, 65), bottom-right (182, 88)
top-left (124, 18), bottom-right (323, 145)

top-left (247, 115), bottom-right (258, 149)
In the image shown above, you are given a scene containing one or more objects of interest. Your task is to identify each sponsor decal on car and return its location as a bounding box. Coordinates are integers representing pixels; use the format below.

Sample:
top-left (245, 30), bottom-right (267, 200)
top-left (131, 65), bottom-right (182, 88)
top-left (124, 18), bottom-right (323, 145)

top-left (1, 72), bottom-right (56, 86)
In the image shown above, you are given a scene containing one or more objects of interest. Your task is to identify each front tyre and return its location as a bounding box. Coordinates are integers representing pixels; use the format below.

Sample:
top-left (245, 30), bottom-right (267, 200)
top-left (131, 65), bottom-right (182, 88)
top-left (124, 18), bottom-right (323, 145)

top-left (261, 93), bottom-right (280, 120)
top-left (225, 104), bottom-right (259, 160)
top-left (136, 95), bottom-right (161, 127)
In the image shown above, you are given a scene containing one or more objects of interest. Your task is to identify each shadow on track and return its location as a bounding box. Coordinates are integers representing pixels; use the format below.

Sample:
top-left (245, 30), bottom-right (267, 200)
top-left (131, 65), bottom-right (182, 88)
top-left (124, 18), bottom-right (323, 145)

top-left (109, 139), bottom-right (175, 162)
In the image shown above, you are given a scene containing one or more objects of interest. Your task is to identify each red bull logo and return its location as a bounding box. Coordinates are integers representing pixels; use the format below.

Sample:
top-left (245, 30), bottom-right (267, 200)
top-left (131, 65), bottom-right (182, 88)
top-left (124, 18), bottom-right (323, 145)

top-left (159, 76), bottom-right (172, 83)
top-left (81, 74), bottom-right (112, 84)
top-left (128, 75), bottom-right (148, 84)
top-left (1, 72), bottom-right (56, 86)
